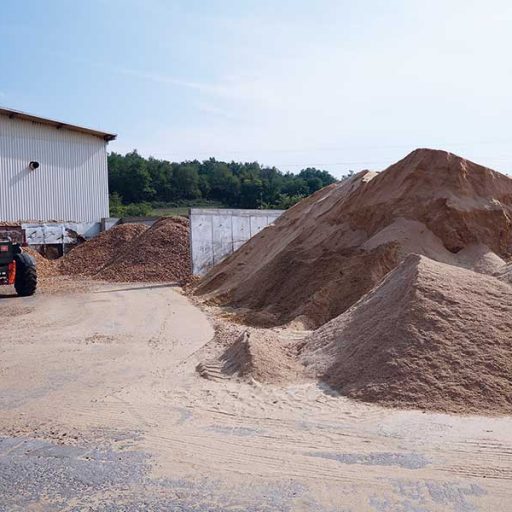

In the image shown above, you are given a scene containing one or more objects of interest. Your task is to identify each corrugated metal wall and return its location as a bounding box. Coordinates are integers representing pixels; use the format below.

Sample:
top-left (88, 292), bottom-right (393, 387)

top-left (0, 115), bottom-right (109, 222)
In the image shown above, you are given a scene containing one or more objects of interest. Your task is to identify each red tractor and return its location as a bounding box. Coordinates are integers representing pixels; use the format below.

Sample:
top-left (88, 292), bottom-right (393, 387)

top-left (0, 240), bottom-right (37, 296)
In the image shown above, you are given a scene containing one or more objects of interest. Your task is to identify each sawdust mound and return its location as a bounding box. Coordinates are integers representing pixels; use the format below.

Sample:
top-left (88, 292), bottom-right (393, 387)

top-left (198, 331), bottom-right (304, 385)
top-left (59, 223), bottom-right (148, 277)
top-left (96, 217), bottom-right (191, 283)
top-left (195, 149), bottom-right (512, 328)
top-left (299, 255), bottom-right (512, 414)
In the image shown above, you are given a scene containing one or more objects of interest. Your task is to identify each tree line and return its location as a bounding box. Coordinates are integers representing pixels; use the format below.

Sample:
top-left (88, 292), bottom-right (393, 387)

top-left (108, 150), bottom-right (338, 216)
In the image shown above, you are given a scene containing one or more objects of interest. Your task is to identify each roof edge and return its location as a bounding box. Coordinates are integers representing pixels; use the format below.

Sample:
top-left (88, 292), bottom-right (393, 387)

top-left (0, 107), bottom-right (117, 141)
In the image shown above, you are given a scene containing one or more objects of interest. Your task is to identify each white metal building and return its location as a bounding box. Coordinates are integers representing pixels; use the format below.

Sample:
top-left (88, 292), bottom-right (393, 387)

top-left (0, 107), bottom-right (116, 222)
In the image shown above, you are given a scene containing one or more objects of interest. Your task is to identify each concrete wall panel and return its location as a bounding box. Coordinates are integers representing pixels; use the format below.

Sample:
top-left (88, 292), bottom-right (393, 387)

top-left (211, 214), bottom-right (233, 265)
top-left (190, 214), bottom-right (214, 276)
top-left (232, 216), bottom-right (251, 251)
top-left (250, 216), bottom-right (270, 237)
top-left (190, 208), bottom-right (284, 275)
top-left (22, 222), bottom-right (101, 244)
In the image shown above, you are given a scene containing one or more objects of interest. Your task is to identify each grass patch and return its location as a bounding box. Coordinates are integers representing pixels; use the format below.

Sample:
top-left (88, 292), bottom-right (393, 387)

top-left (150, 200), bottom-right (228, 218)
top-left (151, 207), bottom-right (190, 217)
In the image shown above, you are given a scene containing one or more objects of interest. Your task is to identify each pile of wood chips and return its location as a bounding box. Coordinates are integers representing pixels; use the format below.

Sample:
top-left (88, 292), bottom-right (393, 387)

top-left (59, 218), bottom-right (191, 283)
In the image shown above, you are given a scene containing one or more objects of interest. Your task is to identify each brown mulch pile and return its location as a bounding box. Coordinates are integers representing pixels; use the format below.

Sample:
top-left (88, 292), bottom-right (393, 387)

top-left (59, 223), bottom-right (149, 277)
top-left (299, 255), bottom-right (512, 414)
top-left (58, 218), bottom-right (191, 283)
top-left (96, 217), bottom-right (191, 282)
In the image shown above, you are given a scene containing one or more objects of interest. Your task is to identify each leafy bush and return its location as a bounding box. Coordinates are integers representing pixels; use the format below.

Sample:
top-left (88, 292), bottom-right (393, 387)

top-left (109, 193), bottom-right (152, 217)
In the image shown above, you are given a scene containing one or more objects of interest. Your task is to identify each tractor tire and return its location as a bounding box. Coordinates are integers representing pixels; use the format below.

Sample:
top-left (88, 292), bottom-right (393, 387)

top-left (14, 253), bottom-right (37, 297)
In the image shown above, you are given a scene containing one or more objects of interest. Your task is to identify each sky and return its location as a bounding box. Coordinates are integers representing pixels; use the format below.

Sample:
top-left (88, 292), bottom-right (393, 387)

top-left (1, 0), bottom-right (512, 178)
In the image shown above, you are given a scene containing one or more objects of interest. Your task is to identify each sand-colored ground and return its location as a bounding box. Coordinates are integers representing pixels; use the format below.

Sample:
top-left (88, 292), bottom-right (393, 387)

top-left (1, 283), bottom-right (511, 510)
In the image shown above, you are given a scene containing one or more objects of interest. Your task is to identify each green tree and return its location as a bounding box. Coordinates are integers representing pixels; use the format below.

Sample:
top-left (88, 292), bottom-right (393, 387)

top-left (297, 168), bottom-right (337, 193)
top-left (240, 178), bottom-right (263, 208)
top-left (108, 151), bottom-right (154, 203)
top-left (171, 165), bottom-right (201, 199)
top-left (109, 192), bottom-right (125, 217)
top-left (108, 151), bottom-right (338, 211)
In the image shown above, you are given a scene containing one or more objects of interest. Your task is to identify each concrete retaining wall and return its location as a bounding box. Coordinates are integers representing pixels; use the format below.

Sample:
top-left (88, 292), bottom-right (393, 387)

top-left (190, 208), bottom-right (284, 276)
top-left (22, 222), bottom-right (101, 245)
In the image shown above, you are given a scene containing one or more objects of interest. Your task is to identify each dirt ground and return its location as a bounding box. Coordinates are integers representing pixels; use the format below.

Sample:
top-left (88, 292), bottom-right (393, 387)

top-left (1, 282), bottom-right (511, 511)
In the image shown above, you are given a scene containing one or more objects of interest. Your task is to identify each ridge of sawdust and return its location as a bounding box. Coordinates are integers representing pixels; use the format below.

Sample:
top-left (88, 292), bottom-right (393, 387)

top-left (197, 325), bottom-right (306, 385)
top-left (195, 148), bottom-right (512, 328)
top-left (298, 254), bottom-right (512, 415)
top-left (495, 262), bottom-right (512, 285)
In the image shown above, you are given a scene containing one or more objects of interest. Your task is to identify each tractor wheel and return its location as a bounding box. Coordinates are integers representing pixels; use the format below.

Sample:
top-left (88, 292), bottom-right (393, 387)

top-left (14, 253), bottom-right (37, 297)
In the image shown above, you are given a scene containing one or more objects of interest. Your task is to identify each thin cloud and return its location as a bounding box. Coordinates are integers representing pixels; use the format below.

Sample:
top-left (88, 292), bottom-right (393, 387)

top-left (113, 66), bottom-right (278, 105)
top-left (44, 49), bottom-right (279, 106)
top-left (195, 101), bottom-right (238, 120)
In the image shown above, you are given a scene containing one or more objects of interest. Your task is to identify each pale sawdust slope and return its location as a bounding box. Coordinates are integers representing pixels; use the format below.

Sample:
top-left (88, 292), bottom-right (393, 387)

top-left (195, 148), bottom-right (512, 328)
top-left (361, 218), bottom-right (506, 274)
top-left (299, 255), bottom-right (512, 414)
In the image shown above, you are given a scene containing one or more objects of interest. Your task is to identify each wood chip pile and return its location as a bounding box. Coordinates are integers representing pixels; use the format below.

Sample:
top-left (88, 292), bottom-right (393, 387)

top-left (59, 218), bottom-right (191, 283)
top-left (96, 217), bottom-right (191, 282)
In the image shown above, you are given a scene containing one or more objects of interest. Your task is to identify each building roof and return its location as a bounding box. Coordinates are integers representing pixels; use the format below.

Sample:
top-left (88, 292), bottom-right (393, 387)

top-left (0, 107), bottom-right (117, 141)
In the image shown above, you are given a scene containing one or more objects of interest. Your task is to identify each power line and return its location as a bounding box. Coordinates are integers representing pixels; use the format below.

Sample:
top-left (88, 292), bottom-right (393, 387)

top-left (123, 138), bottom-right (512, 158)
top-left (111, 144), bottom-right (512, 173)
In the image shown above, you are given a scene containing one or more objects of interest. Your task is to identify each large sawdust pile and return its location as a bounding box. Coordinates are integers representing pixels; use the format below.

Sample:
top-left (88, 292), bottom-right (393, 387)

top-left (195, 148), bottom-right (512, 328)
top-left (298, 255), bottom-right (512, 414)
top-left (59, 223), bottom-right (148, 277)
top-left (59, 218), bottom-right (191, 283)
top-left (96, 217), bottom-right (191, 282)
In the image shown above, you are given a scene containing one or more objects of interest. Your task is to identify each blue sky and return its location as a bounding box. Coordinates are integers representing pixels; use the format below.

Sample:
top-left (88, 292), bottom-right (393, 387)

top-left (1, 0), bottom-right (512, 177)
